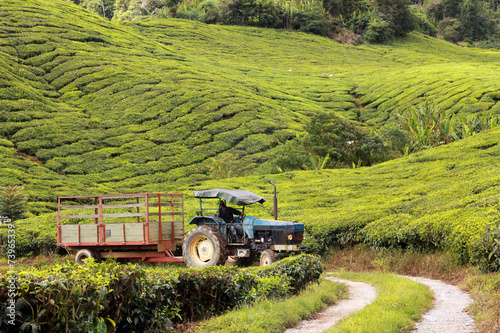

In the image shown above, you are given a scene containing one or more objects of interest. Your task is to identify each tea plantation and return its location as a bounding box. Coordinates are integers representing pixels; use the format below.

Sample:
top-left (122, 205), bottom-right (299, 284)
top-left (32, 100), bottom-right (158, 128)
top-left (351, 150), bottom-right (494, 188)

top-left (1, 0), bottom-right (500, 269)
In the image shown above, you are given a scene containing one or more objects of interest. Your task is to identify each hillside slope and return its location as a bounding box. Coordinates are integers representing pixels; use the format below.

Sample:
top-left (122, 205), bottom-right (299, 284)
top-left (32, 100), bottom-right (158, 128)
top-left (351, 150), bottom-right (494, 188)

top-left (178, 126), bottom-right (500, 268)
top-left (1, 0), bottom-right (500, 213)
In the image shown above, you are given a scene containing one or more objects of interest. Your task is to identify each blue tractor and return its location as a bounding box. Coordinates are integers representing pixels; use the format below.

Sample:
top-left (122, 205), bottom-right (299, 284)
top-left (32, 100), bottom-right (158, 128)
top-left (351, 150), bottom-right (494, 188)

top-left (182, 187), bottom-right (305, 267)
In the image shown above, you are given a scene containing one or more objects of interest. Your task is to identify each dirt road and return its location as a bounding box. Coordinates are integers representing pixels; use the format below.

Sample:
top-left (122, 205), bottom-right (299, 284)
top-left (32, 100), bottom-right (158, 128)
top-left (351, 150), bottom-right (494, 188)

top-left (283, 277), bottom-right (376, 333)
top-left (284, 275), bottom-right (476, 333)
top-left (405, 276), bottom-right (476, 333)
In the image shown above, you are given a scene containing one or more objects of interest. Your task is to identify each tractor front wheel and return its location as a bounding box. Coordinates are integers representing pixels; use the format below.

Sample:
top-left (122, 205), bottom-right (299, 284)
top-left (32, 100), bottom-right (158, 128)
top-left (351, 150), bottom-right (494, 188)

top-left (260, 249), bottom-right (277, 266)
top-left (183, 225), bottom-right (227, 268)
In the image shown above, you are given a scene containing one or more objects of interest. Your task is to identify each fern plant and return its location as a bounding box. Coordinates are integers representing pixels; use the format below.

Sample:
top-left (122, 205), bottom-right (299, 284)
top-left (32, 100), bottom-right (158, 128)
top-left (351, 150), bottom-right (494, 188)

top-left (302, 153), bottom-right (330, 170)
top-left (0, 185), bottom-right (28, 222)
top-left (395, 102), bottom-right (454, 152)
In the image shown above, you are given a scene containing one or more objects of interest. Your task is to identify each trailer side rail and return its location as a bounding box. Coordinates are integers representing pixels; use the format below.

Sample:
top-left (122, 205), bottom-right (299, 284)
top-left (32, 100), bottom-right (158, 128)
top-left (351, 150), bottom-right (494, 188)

top-left (57, 193), bottom-right (184, 252)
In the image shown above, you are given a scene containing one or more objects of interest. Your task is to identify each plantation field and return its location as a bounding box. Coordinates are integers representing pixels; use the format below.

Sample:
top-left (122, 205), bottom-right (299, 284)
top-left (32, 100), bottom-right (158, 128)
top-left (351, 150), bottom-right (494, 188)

top-left (1, 0), bottom-right (500, 215)
top-left (1, 0), bottom-right (500, 273)
top-left (9, 124), bottom-right (500, 270)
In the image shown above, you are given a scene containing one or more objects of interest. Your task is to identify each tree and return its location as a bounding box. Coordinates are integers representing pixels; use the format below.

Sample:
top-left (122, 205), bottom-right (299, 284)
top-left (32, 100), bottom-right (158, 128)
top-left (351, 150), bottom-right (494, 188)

top-left (81, 0), bottom-right (116, 19)
top-left (272, 138), bottom-right (309, 172)
top-left (459, 0), bottom-right (493, 41)
top-left (437, 17), bottom-right (462, 42)
top-left (362, 10), bottom-right (395, 43)
top-left (442, 0), bottom-right (461, 17)
top-left (372, 0), bottom-right (415, 36)
top-left (0, 186), bottom-right (28, 222)
top-left (304, 112), bottom-right (369, 168)
top-left (324, 0), bottom-right (370, 19)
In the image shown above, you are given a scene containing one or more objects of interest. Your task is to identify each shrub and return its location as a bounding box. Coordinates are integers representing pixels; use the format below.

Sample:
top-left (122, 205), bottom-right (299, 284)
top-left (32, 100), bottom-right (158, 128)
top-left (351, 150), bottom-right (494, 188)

top-left (255, 254), bottom-right (324, 292)
top-left (483, 218), bottom-right (500, 271)
top-left (293, 8), bottom-right (331, 35)
top-left (393, 101), bottom-right (454, 152)
top-left (377, 123), bottom-right (410, 156)
top-left (272, 138), bottom-right (309, 172)
top-left (0, 260), bottom-right (141, 333)
top-left (221, 0), bottom-right (283, 28)
top-left (0, 213), bottom-right (59, 258)
top-left (324, 0), bottom-right (370, 19)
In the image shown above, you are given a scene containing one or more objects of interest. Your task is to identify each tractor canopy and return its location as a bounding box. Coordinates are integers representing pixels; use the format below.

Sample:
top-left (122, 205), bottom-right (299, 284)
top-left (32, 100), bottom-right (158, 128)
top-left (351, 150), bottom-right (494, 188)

top-left (194, 189), bottom-right (266, 206)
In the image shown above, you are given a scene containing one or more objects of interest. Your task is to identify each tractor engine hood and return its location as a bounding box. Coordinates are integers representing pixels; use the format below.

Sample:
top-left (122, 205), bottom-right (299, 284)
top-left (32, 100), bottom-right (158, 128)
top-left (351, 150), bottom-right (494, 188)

top-left (243, 217), bottom-right (304, 239)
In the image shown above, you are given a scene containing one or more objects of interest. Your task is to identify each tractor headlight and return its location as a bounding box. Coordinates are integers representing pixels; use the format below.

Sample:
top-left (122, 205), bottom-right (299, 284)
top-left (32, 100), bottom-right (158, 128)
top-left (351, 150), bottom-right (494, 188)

top-left (288, 234), bottom-right (293, 241)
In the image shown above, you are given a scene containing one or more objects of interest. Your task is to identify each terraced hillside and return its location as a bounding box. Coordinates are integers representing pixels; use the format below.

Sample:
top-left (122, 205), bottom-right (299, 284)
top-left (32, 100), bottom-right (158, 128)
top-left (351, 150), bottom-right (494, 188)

top-left (1, 0), bottom-right (500, 214)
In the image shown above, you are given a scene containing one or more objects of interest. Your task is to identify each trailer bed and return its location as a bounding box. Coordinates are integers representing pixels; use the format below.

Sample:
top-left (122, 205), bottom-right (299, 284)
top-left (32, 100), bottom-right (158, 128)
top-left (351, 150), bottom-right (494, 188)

top-left (57, 193), bottom-right (184, 262)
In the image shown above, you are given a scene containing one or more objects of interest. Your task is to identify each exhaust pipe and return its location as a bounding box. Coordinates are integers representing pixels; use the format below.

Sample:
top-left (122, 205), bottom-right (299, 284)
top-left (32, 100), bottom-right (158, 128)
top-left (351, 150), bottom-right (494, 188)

top-left (269, 181), bottom-right (278, 220)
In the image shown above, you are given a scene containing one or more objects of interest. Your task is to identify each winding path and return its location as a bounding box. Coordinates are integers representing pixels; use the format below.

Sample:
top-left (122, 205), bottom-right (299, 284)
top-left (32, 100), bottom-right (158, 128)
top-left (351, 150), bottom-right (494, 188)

top-left (284, 275), bottom-right (477, 333)
top-left (405, 276), bottom-right (476, 333)
top-left (284, 277), bottom-right (377, 333)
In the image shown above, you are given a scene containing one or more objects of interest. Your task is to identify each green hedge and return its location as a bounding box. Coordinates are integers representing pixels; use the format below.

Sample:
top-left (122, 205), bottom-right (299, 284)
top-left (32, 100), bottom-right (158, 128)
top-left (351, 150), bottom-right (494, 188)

top-left (0, 254), bottom-right (323, 332)
top-left (0, 213), bottom-right (59, 258)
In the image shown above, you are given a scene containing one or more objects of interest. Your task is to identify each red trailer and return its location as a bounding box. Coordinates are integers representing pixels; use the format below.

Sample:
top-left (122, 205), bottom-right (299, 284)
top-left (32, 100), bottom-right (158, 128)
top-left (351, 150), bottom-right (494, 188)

top-left (57, 193), bottom-right (184, 263)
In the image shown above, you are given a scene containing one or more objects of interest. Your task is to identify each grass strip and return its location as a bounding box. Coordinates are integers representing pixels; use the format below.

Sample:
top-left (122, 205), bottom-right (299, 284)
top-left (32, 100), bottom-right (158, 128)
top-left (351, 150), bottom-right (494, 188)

top-left (326, 271), bottom-right (433, 333)
top-left (192, 277), bottom-right (348, 333)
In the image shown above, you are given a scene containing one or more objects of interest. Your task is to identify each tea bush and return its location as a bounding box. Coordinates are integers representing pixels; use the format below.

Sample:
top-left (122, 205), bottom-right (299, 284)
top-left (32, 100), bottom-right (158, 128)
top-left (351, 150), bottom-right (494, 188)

top-left (0, 254), bottom-right (323, 332)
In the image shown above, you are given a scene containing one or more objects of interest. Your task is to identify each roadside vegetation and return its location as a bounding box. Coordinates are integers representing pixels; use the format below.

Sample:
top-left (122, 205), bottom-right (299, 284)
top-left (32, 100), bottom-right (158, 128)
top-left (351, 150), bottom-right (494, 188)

top-left (192, 270), bottom-right (432, 333)
top-left (325, 245), bottom-right (500, 333)
top-left (192, 278), bottom-right (348, 333)
top-left (327, 271), bottom-right (433, 333)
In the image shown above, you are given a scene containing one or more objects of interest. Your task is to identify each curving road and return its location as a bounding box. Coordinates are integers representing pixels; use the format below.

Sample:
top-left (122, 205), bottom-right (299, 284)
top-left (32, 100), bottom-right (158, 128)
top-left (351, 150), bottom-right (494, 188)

top-left (405, 276), bottom-right (476, 333)
top-left (284, 277), bottom-right (377, 333)
top-left (284, 275), bottom-right (477, 333)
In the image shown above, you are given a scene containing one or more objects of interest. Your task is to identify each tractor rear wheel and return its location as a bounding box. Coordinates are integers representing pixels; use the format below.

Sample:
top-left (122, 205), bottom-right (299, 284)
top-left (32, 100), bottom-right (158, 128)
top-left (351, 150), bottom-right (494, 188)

top-left (260, 249), bottom-right (277, 266)
top-left (183, 225), bottom-right (227, 268)
top-left (75, 249), bottom-right (99, 265)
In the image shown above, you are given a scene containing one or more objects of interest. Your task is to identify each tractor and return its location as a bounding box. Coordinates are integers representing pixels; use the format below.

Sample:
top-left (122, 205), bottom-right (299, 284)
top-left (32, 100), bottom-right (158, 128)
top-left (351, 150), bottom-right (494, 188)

top-left (182, 186), bottom-right (305, 268)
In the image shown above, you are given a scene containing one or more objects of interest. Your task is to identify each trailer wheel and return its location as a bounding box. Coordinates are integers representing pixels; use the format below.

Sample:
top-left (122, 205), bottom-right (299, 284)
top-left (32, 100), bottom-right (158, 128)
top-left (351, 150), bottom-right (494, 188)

top-left (183, 225), bottom-right (227, 268)
top-left (260, 249), bottom-right (277, 266)
top-left (75, 249), bottom-right (99, 265)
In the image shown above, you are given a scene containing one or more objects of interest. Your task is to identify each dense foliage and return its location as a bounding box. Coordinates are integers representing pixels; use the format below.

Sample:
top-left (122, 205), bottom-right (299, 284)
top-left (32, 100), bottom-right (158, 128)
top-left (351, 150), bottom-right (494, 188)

top-left (0, 254), bottom-right (323, 332)
top-left (68, 0), bottom-right (498, 45)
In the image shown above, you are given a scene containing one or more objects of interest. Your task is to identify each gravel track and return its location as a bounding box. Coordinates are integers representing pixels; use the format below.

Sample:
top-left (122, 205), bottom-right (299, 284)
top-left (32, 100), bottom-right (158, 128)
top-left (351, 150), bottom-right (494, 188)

top-left (405, 276), bottom-right (477, 333)
top-left (283, 277), bottom-right (377, 333)
top-left (283, 275), bottom-right (477, 333)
